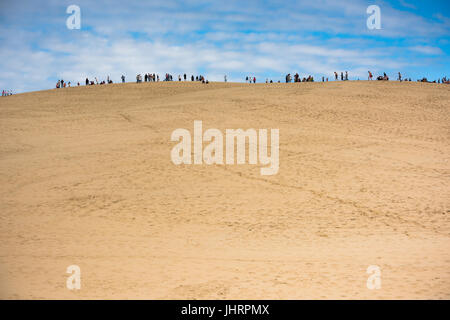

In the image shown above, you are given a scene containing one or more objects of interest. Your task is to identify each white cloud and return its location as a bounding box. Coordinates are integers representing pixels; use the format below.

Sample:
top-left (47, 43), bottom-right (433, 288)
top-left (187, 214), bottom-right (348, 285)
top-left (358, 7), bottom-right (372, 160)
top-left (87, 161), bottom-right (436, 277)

top-left (409, 46), bottom-right (443, 55)
top-left (398, 0), bottom-right (416, 10)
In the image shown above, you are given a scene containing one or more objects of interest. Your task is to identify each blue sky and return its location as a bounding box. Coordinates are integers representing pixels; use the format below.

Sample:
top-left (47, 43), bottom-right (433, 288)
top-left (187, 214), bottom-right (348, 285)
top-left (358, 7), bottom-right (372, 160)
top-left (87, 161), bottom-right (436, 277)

top-left (0, 0), bottom-right (449, 93)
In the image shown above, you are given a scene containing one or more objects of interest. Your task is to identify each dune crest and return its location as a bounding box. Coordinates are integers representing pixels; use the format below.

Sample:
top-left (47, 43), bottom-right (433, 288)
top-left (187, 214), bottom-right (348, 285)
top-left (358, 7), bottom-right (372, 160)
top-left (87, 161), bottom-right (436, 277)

top-left (0, 81), bottom-right (449, 299)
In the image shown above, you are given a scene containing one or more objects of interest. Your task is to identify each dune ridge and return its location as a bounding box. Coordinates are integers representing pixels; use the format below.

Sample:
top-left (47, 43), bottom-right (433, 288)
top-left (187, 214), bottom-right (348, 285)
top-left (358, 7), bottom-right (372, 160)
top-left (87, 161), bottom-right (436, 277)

top-left (0, 81), bottom-right (449, 299)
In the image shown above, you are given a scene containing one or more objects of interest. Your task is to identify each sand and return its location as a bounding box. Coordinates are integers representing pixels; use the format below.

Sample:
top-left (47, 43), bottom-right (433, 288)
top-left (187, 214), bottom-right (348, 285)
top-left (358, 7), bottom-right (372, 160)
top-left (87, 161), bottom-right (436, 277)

top-left (0, 81), bottom-right (449, 299)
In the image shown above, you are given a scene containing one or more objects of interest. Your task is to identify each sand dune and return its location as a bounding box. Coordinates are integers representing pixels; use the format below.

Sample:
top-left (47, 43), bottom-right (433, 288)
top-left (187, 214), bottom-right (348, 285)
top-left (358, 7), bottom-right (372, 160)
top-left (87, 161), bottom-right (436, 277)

top-left (0, 81), bottom-right (449, 299)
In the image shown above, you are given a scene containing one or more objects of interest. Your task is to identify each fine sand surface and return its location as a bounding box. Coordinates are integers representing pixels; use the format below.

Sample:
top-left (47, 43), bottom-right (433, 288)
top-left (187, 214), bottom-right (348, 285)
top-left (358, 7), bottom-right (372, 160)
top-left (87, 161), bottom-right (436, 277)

top-left (0, 81), bottom-right (449, 299)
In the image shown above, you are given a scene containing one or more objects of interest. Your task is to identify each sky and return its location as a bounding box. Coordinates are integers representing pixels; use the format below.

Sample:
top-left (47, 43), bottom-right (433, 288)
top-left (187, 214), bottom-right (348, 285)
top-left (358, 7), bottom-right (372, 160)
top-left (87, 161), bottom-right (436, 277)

top-left (0, 0), bottom-right (449, 93)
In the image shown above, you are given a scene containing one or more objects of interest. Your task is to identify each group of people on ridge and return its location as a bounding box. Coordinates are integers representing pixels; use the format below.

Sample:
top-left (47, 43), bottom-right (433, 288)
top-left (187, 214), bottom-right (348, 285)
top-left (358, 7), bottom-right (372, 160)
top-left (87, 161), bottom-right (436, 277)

top-left (135, 73), bottom-right (208, 83)
top-left (2, 90), bottom-right (13, 96)
top-left (246, 76), bottom-right (256, 83)
top-left (286, 73), bottom-right (315, 83)
top-left (334, 71), bottom-right (349, 81)
top-left (56, 79), bottom-right (72, 88)
top-left (48, 70), bottom-right (449, 91)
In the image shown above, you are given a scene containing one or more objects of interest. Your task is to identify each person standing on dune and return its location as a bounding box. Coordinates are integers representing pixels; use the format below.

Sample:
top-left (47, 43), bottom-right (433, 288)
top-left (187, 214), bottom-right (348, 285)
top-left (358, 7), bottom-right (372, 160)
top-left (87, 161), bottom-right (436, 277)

top-left (368, 71), bottom-right (373, 80)
top-left (334, 72), bottom-right (338, 80)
